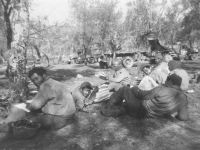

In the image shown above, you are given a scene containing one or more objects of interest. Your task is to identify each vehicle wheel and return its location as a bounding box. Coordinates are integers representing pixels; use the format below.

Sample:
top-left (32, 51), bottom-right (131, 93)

top-left (123, 56), bottom-right (134, 68)
top-left (90, 57), bottom-right (95, 64)
top-left (190, 53), bottom-right (199, 60)
top-left (180, 49), bottom-right (187, 56)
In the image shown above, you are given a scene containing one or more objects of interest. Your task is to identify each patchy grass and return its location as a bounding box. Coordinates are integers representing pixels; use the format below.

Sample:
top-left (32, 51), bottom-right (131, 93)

top-left (0, 62), bottom-right (200, 150)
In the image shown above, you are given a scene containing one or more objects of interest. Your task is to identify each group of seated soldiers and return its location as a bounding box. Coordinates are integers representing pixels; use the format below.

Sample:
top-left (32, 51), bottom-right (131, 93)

top-left (0, 52), bottom-right (190, 131)
top-left (100, 53), bottom-right (189, 121)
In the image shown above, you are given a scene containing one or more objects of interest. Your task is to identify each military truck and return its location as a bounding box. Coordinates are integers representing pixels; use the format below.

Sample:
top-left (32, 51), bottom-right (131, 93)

top-left (69, 49), bottom-right (97, 64)
top-left (104, 49), bottom-right (150, 68)
top-left (102, 32), bottom-right (179, 68)
top-left (147, 32), bottom-right (199, 61)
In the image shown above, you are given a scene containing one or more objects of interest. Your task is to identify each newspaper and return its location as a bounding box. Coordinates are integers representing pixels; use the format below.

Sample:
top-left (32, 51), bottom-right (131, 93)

top-left (14, 100), bottom-right (33, 112)
top-left (138, 76), bottom-right (158, 90)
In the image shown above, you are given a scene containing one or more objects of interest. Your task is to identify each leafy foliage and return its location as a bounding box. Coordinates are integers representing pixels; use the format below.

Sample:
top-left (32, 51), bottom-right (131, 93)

top-left (70, 0), bottom-right (122, 56)
top-left (2, 0), bottom-right (200, 63)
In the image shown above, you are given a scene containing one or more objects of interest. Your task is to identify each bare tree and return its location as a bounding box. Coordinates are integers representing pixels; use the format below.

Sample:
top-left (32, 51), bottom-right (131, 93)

top-left (1, 0), bottom-right (13, 49)
top-left (3, 0), bottom-right (30, 103)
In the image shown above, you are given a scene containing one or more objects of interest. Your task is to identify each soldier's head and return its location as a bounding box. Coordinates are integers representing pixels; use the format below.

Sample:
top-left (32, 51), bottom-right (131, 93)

top-left (141, 64), bottom-right (152, 75)
top-left (168, 60), bottom-right (181, 71)
top-left (112, 59), bottom-right (123, 71)
top-left (164, 54), bottom-right (173, 63)
top-left (165, 74), bottom-right (182, 87)
top-left (155, 53), bottom-right (163, 64)
top-left (28, 67), bottom-right (47, 87)
top-left (80, 82), bottom-right (93, 98)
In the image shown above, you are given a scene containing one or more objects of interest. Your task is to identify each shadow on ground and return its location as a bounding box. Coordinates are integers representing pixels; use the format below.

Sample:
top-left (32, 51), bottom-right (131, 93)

top-left (0, 63), bottom-right (200, 150)
top-left (1, 102), bottom-right (200, 150)
top-left (47, 68), bottom-right (95, 82)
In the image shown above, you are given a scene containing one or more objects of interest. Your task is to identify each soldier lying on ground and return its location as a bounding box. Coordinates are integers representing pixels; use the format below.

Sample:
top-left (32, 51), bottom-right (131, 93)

top-left (101, 74), bottom-right (189, 121)
top-left (25, 67), bottom-right (76, 130)
top-left (71, 82), bottom-right (97, 111)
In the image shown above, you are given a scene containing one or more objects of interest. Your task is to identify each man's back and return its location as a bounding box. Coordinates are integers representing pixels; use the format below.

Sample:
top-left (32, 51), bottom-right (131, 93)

top-left (32, 78), bottom-right (76, 116)
top-left (170, 69), bottom-right (189, 91)
top-left (142, 85), bottom-right (188, 118)
top-left (149, 69), bottom-right (167, 84)
top-left (155, 61), bottom-right (170, 75)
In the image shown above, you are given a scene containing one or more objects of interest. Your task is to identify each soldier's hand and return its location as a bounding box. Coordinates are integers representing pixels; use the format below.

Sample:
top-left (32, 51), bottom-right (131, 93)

top-left (99, 76), bottom-right (107, 80)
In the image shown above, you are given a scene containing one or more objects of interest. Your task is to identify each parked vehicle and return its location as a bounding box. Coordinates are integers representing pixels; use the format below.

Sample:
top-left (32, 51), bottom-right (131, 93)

top-left (179, 45), bottom-right (199, 60)
top-left (146, 32), bottom-right (179, 60)
top-left (104, 50), bottom-right (150, 68)
top-left (101, 32), bottom-right (181, 68)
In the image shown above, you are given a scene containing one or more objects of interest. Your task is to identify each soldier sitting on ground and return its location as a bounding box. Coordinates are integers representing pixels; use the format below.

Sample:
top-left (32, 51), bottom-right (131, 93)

top-left (168, 60), bottom-right (189, 91)
top-left (101, 74), bottom-right (189, 121)
top-left (26, 67), bottom-right (76, 130)
top-left (104, 59), bottom-right (131, 91)
top-left (154, 53), bottom-right (170, 75)
top-left (141, 63), bottom-right (167, 85)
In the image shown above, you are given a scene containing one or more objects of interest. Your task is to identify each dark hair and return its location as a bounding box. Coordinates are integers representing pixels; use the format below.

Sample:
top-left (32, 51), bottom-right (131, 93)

top-left (168, 60), bottom-right (181, 71)
top-left (28, 67), bottom-right (47, 78)
top-left (166, 74), bottom-right (182, 87)
top-left (140, 64), bottom-right (151, 72)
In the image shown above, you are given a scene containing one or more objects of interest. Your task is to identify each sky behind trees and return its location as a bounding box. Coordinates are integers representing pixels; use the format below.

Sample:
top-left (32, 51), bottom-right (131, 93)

top-left (30, 0), bottom-right (130, 24)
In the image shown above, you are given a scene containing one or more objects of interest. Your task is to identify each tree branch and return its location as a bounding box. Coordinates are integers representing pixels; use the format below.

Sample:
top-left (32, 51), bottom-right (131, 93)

top-left (1, 0), bottom-right (5, 7)
top-left (8, 6), bottom-right (12, 16)
top-left (6, 0), bottom-right (11, 6)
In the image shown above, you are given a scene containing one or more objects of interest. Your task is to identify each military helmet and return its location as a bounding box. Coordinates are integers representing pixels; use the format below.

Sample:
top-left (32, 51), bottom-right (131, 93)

top-left (112, 59), bottom-right (122, 66)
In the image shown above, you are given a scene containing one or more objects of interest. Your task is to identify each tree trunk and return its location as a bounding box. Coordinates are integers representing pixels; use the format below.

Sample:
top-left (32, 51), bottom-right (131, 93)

top-left (83, 45), bottom-right (87, 65)
top-left (4, 0), bottom-right (30, 103)
top-left (109, 40), bottom-right (117, 66)
top-left (32, 44), bottom-right (41, 59)
top-left (189, 39), bottom-right (193, 49)
top-left (1, 0), bottom-right (13, 49)
top-left (5, 17), bottom-right (12, 49)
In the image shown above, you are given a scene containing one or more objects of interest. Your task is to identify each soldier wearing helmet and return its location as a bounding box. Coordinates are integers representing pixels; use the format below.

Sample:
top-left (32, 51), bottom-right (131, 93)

top-left (105, 58), bottom-right (131, 91)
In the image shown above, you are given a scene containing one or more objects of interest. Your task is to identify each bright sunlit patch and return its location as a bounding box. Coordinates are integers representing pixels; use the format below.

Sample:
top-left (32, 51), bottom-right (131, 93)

top-left (30, 0), bottom-right (131, 24)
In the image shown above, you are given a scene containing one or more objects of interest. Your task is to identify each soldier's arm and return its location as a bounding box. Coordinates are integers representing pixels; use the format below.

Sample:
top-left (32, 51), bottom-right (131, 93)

top-left (26, 84), bottom-right (55, 111)
top-left (131, 86), bottom-right (160, 100)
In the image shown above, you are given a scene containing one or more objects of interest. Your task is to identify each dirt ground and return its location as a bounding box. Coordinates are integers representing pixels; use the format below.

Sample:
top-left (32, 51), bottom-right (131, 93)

top-left (0, 61), bottom-right (200, 150)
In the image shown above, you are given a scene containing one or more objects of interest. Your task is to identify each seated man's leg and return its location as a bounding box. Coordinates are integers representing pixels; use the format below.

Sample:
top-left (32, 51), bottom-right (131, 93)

top-left (173, 99), bottom-right (189, 121)
top-left (102, 86), bottom-right (143, 118)
top-left (176, 105), bottom-right (188, 121)
top-left (101, 86), bottom-right (126, 117)
top-left (113, 86), bottom-right (144, 118)
top-left (108, 82), bottom-right (122, 91)
top-left (26, 113), bottom-right (75, 130)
